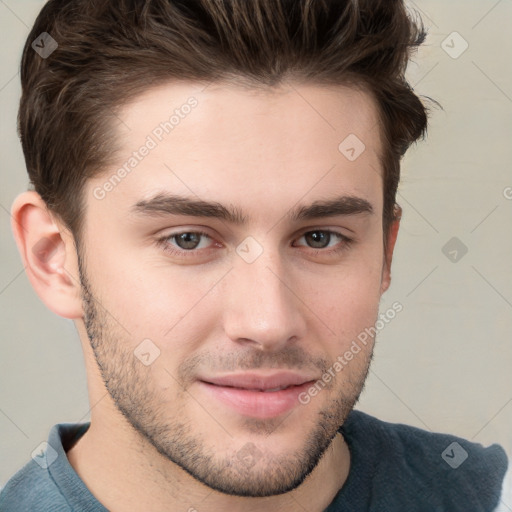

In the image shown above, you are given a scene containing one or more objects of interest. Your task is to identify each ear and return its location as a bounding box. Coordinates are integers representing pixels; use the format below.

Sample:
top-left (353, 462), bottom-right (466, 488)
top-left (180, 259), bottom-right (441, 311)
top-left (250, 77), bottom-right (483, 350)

top-left (380, 204), bottom-right (401, 294)
top-left (10, 190), bottom-right (83, 319)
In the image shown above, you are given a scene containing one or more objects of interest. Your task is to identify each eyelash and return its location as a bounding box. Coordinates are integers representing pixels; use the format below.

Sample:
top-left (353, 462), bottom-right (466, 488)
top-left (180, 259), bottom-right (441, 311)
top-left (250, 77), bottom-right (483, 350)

top-left (155, 229), bottom-right (353, 259)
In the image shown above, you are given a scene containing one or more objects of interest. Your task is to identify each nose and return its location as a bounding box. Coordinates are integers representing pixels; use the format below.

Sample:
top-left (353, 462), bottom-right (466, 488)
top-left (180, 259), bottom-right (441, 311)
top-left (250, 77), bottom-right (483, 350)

top-left (222, 250), bottom-right (307, 351)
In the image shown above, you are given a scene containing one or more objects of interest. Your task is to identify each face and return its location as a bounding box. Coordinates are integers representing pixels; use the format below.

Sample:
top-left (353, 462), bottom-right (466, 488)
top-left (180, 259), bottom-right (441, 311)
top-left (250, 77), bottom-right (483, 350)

top-left (78, 81), bottom-right (390, 497)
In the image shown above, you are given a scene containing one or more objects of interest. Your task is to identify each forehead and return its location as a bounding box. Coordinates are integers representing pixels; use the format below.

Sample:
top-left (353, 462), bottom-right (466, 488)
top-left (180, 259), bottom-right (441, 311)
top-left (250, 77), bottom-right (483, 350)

top-left (87, 80), bottom-right (384, 222)
top-left (120, 80), bottom-right (381, 157)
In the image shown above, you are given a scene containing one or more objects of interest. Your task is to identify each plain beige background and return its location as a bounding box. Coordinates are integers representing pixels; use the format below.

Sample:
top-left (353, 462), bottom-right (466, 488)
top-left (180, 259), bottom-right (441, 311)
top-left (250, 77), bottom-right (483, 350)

top-left (1, 0), bottom-right (511, 505)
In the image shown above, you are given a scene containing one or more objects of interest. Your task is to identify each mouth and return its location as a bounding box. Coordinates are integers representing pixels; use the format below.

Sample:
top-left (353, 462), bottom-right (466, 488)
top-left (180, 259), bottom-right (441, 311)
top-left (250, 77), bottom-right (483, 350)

top-left (201, 371), bottom-right (316, 390)
top-left (225, 385), bottom-right (300, 392)
top-left (197, 372), bottom-right (317, 419)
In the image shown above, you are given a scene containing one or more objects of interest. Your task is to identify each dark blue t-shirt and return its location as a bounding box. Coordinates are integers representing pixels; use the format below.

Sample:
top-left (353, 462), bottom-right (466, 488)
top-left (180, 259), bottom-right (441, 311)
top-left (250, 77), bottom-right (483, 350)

top-left (0, 410), bottom-right (508, 511)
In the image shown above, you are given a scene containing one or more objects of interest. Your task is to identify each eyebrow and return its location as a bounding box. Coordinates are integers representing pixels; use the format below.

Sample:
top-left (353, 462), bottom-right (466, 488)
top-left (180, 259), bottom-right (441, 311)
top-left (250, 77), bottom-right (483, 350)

top-left (130, 193), bottom-right (373, 224)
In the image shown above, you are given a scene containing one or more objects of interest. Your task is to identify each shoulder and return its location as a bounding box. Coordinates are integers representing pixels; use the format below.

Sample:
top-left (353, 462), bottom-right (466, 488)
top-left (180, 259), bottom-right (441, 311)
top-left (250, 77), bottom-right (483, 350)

top-left (340, 410), bottom-right (508, 511)
top-left (344, 409), bottom-right (508, 464)
top-left (0, 457), bottom-right (70, 511)
top-left (0, 422), bottom-right (91, 512)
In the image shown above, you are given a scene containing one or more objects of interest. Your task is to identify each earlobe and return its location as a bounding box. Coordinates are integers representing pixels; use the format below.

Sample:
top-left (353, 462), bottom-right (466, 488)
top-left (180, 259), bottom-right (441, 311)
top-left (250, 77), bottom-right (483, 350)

top-left (10, 191), bottom-right (83, 319)
top-left (380, 204), bottom-right (402, 294)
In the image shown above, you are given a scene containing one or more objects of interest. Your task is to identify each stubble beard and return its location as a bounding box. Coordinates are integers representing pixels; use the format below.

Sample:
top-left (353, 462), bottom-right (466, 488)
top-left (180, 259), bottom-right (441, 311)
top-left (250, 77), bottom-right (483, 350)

top-left (77, 252), bottom-right (373, 497)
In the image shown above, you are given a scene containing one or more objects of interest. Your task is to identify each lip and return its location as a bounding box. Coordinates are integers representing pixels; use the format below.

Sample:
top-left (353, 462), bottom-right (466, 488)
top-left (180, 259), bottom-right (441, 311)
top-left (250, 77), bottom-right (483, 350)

top-left (198, 372), bottom-right (317, 419)
top-left (202, 371), bottom-right (316, 391)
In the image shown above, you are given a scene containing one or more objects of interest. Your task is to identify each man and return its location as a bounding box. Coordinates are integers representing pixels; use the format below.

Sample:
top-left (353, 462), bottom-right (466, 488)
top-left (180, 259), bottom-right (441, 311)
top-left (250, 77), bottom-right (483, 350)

top-left (0, 0), bottom-right (508, 510)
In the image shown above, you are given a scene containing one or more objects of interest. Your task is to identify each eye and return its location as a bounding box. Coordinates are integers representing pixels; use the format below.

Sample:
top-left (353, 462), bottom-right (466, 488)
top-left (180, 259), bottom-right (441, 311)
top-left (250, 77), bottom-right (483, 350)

top-left (156, 230), bottom-right (216, 257)
top-left (295, 230), bottom-right (351, 250)
top-left (171, 231), bottom-right (211, 250)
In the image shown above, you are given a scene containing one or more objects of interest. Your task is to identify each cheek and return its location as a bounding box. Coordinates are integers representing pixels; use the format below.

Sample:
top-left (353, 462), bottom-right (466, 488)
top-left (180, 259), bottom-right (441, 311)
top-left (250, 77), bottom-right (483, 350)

top-left (87, 244), bottom-right (221, 347)
top-left (125, 274), bottom-right (218, 337)
top-left (301, 253), bottom-right (384, 350)
top-left (320, 284), bottom-right (381, 351)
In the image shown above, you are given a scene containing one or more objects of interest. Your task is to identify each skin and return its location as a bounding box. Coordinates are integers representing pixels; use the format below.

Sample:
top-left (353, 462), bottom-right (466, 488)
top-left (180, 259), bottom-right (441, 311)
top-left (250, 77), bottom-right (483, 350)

top-left (11, 81), bottom-right (400, 512)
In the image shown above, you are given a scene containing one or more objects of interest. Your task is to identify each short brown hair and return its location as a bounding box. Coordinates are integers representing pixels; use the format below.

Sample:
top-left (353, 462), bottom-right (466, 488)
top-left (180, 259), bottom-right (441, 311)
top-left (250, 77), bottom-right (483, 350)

top-left (19, 0), bottom-right (428, 245)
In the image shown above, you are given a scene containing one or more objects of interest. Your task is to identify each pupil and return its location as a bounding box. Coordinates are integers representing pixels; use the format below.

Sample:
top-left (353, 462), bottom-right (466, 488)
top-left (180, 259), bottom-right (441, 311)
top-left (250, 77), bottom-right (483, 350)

top-left (177, 232), bottom-right (200, 249)
top-left (307, 231), bottom-right (329, 248)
